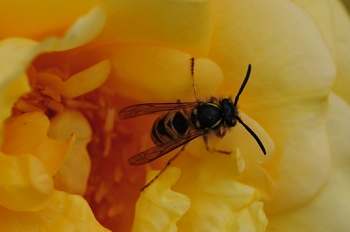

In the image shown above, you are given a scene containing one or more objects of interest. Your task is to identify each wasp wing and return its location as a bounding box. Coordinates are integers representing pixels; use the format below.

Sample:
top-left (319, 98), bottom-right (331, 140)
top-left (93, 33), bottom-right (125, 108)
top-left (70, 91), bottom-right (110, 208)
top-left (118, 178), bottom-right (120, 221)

top-left (119, 102), bottom-right (198, 119)
top-left (128, 130), bottom-right (205, 165)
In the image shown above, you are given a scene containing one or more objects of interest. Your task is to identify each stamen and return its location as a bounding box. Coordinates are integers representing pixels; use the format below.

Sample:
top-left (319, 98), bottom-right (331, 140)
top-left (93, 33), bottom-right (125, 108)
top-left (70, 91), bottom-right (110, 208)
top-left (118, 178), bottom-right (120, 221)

top-left (14, 99), bottom-right (42, 113)
top-left (113, 166), bottom-right (124, 183)
top-left (104, 108), bottom-right (116, 132)
top-left (65, 99), bottom-right (99, 110)
top-left (107, 203), bottom-right (125, 217)
top-left (95, 181), bottom-right (110, 203)
top-left (39, 85), bottom-right (61, 101)
top-left (43, 98), bottom-right (64, 113)
top-left (102, 133), bottom-right (112, 157)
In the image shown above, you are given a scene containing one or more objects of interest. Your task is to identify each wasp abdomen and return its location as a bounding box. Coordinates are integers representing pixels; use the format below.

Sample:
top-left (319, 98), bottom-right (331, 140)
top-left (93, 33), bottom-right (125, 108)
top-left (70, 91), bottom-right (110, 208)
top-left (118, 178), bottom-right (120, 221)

top-left (151, 111), bottom-right (189, 145)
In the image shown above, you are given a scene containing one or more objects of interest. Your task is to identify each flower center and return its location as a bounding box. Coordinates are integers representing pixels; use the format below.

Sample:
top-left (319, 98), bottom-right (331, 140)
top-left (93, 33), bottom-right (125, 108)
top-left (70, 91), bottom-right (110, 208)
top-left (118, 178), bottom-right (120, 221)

top-left (11, 65), bottom-right (148, 231)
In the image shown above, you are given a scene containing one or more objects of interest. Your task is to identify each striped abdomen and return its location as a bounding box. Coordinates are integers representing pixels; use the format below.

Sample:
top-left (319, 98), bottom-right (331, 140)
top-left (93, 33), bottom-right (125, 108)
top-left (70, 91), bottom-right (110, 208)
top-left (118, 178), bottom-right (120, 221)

top-left (151, 111), bottom-right (189, 145)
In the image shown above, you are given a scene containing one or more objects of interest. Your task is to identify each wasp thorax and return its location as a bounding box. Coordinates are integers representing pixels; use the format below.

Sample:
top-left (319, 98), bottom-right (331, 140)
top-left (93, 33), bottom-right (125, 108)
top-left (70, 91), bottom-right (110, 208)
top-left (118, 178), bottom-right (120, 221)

top-left (190, 103), bottom-right (222, 130)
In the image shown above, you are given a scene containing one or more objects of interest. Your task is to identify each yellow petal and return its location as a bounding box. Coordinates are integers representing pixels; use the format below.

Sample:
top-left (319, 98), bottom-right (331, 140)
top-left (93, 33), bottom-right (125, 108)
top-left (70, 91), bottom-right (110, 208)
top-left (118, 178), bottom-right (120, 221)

top-left (172, 149), bottom-right (267, 231)
top-left (291, 0), bottom-right (350, 104)
top-left (43, 7), bottom-right (106, 52)
top-left (257, 96), bottom-right (330, 214)
top-left (49, 109), bottom-right (92, 196)
top-left (2, 112), bottom-right (74, 176)
top-left (205, 111), bottom-right (277, 200)
top-left (0, 6), bottom-right (106, 140)
top-left (209, 0), bottom-right (335, 213)
top-left (0, 190), bottom-right (109, 231)
top-left (0, 3), bottom-right (102, 39)
top-left (27, 6), bottom-right (105, 53)
top-left (327, 0), bottom-right (350, 103)
top-left (105, 44), bottom-right (223, 102)
top-left (290, 0), bottom-right (337, 58)
top-left (37, 59), bottom-right (111, 98)
top-left (201, 112), bottom-right (275, 163)
top-left (0, 73), bottom-right (30, 144)
top-left (132, 167), bottom-right (190, 232)
top-left (94, 0), bottom-right (212, 57)
top-left (209, 0), bottom-right (335, 101)
top-left (0, 152), bottom-right (53, 211)
top-left (267, 93), bottom-right (350, 231)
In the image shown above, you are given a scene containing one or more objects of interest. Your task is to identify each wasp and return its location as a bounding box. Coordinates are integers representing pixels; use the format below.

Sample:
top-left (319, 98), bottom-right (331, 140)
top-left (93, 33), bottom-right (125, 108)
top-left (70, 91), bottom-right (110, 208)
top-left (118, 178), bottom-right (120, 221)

top-left (118, 58), bottom-right (266, 191)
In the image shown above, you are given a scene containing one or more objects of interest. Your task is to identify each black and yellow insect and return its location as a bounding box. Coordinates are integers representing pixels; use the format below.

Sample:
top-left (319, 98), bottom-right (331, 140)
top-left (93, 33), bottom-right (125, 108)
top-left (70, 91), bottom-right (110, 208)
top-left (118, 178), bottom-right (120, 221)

top-left (118, 58), bottom-right (265, 190)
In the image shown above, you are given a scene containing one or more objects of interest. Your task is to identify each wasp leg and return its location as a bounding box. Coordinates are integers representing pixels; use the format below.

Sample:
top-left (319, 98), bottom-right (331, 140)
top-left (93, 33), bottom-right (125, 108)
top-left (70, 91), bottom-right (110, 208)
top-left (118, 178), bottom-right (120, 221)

top-left (190, 57), bottom-right (200, 102)
top-left (203, 134), bottom-right (231, 155)
top-left (141, 143), bottom-right (188, 191)
top-left (215, 127), bottom-right (227, 138)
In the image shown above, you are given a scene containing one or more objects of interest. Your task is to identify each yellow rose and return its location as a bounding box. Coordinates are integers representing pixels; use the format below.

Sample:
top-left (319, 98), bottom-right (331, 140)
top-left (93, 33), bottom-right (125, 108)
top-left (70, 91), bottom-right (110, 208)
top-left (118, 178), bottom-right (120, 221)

top-left (0, 0), bottom-right (349, 231)
top-left (0, 6), bottom-right (109, 231)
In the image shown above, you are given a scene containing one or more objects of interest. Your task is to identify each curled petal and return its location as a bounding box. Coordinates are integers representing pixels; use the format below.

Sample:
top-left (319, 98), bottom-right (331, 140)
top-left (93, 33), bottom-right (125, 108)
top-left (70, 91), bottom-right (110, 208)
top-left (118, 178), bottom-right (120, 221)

top-left (2, 112), bottom-right (74, 176)
top-left (49, 109), bottom-right (92, 196)
top-left (95, 0), bottom-right (212, 56)
top-left (209, 0), bottom-right (335, 213)
top-left (210, 0), bottom-right (335, 101)
top-left (0, 152), bottom-right (53, 211)
top-left (132, 167), bottom-right (190, 232)
top-left (330, 0), bottom-right (350, 104)
top-left (0, 3), bottom-right (103, 39)
top-left (0, 190), bottom-right (109, 231)
top-left (208, 112), bottom-right (277, 200)
top-left (106, 44), bottom-right (223, 102)
top-left (290, 0), bottom-right (350, 104)
top-left (267, 93), bottom-right (350, 231)
top-left (49, 7), bottom-right (106, 51)
top-left (0, 40), bottom-right (30, 143)
top-left (37, 59), bottom-right (111, 98)
top-left (173, 149), bottom-right (268, 231)
top-left (0, 6), bottom-right (106, 140)
top-left (206, 112), bottom-right (275, 163)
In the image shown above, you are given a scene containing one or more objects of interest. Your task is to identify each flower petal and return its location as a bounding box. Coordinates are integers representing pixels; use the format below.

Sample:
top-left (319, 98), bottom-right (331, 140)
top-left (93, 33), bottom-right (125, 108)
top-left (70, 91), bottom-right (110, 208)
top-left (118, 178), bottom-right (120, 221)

top-left (172, 149), bottom-right (267, 231)
top-left (0, 190), bottom-right (109, 231)
top-left (207, 112), bottom-right (277, 200)
top-left (209, 0), bottom-right (335, 213)
top-left (290, 0), bottom-right (337, 58)
top-left (49, 7), bottom-right (106, 51)
top-left (330, 0), bottom-right (350, 104)
top-left (0, 152), bottom-right (53, 211)
top-left (0, 3), bottom-right (103, 39)
top-left (36, 59), bottom-right (111, 98)
top-left (291, 0), bottom-right (350, 104)
top-left (105, 44), bottom-right (223, 102)
top-left (209, 0), bottom-right (335, 101)
top-left (256, 96), bottom-right (330, 214)
top-left (0, 6), bottom-right (106, 140)
top-left (266, 93), bottom-right (350, 231)
top-left (0, 73), bottom-right (30, 143)
top-left (94, 0), bottom-right (212, 57)
top-left (132, 167), bottom-right (190, 232)
top-left (2, 112), bottom-right (74, 176)
top-left (49, 109), bottom-right (92, 196)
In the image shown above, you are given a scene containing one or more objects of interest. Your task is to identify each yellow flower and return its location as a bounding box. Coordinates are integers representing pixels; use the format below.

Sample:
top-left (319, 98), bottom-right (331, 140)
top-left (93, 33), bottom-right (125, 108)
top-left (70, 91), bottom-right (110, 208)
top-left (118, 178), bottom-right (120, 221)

top-left (0, 7), bottom-right (109, 231)
top-left (1, 0), bottom-right (350, 232)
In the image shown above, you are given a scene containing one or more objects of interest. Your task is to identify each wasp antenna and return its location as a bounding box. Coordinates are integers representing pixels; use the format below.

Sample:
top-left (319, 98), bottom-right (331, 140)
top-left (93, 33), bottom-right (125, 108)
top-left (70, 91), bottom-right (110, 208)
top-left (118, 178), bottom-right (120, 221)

top-left (234, 64), bottom-right (251, 106)
top-left (236, 116), bottom-right (266, 155)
